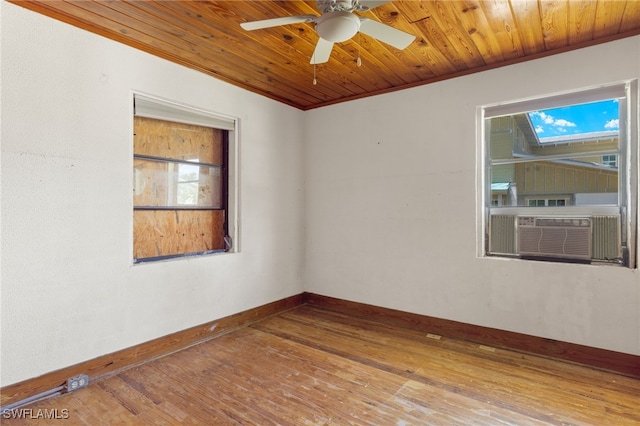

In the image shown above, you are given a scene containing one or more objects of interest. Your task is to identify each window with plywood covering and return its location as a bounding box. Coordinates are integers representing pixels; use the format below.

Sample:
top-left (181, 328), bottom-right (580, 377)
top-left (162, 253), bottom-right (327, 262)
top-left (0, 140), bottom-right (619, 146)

top-left (133, 97), bottom-right (233, 263)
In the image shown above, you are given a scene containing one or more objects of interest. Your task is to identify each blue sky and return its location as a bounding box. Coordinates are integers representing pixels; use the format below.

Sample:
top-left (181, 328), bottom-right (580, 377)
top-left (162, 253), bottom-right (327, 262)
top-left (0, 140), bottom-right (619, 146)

top-left (529, 99), bottom-right (619, 139)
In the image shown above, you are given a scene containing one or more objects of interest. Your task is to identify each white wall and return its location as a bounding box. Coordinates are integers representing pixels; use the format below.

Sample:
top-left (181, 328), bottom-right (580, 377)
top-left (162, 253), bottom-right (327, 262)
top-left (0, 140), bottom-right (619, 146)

top-left (304, 36), bottom-right (640, 355)
top-left (0, 2), bottom-right (305, 386)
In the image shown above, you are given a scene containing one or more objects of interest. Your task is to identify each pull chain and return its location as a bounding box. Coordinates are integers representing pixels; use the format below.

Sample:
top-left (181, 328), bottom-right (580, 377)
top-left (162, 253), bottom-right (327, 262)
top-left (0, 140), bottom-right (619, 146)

top-left (313, 61), bottom-right (317, 85)
top-left (312, 50), bottom-right (317, 85)
top-left (357, 33), bottom-right (362, 67)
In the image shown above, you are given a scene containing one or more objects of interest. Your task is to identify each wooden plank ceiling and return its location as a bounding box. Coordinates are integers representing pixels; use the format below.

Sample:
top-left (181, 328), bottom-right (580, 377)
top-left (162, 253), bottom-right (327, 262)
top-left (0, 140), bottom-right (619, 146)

top-left (9, 1), bottom-right (640, 110)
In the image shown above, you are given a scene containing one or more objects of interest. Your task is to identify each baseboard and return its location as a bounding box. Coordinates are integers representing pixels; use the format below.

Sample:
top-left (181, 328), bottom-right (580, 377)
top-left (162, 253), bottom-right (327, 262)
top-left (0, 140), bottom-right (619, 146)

top-left (4, 291), bottom-right (638, 408)
top-left (302, 292), bottom-right (640, 379)
top-left (0, 294), bottom-right (304, 407)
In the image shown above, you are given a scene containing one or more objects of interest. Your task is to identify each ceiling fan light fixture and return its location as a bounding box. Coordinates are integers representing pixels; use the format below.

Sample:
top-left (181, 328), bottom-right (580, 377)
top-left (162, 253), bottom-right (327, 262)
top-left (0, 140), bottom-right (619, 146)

top-left (316, 11), bottom-right (361, 42)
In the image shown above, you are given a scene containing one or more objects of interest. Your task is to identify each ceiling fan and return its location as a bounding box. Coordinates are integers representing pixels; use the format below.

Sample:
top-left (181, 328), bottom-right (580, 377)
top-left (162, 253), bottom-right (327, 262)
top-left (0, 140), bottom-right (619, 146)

top-left (240, 0), bottom-right (415, 64)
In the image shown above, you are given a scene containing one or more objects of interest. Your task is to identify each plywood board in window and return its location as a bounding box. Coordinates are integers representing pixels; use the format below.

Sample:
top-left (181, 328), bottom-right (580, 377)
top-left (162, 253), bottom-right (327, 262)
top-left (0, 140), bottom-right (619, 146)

top-left (133, 210), bottom-right (225, 259)
top-left (134, 116), bottom-right (223, 165)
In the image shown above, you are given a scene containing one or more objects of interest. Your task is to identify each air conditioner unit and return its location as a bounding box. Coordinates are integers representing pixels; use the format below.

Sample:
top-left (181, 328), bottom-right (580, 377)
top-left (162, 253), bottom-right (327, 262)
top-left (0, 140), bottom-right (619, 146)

top-left (517, 217), bottom-right (592, 261)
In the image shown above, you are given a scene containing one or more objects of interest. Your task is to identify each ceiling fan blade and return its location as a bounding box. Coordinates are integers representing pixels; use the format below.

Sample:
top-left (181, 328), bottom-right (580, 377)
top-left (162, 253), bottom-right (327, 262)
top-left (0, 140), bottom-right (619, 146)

top-left (358, 18), bottom-right (415, 50)
top-left (240, 15), bottom-right (316, 31)
top-left (310, 38), bottom-right (334, 64)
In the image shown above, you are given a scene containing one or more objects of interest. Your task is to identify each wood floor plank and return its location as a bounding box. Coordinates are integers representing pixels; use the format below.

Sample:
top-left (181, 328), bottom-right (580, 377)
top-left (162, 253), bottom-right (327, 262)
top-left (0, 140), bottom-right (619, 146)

top-left (258, 307), bottom-right (640, 425)
top-left (252, 313), bottom-right (573, 423)
top-left (279, 305), bottom-right (640, 400)
top-left (2, 305), bottom-right (638, 425)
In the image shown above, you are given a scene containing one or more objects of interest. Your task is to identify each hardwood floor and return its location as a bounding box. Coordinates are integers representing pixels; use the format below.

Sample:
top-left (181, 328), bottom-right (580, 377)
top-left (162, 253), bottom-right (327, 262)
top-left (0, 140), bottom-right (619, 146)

top-left (3, 305), bottom-right (639, 425)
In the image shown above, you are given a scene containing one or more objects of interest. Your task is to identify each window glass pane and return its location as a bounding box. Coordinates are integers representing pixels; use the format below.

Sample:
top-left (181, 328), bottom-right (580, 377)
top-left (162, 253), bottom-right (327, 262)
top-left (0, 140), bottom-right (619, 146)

top-left (491, 157), bottom-right (618, 207)
top-left (487, 99), bottom-right (620, 208)
top-left (488, 100), bottom-right (619, 161)
top-left (133, 159), bottom-right (222, 208)
top-left (602, 155), bottom-right (617, 167)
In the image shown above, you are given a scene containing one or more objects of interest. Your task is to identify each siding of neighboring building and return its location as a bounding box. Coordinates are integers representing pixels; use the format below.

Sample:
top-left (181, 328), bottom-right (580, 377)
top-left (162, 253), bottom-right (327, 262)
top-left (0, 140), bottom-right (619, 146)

top-left (515, 161), bottom-right (618, 199)
top-left (490, 117), bottom-right (619, 205)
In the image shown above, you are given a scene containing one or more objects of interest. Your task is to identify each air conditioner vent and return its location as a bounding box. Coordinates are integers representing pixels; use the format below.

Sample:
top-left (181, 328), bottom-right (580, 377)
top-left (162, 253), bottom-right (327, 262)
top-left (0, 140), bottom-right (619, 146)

top-left (489, 215), bottom-right (516, 255)
top-left (592, 215), bottom-right (620, 261)
top-left (517, 217), bottom-right (592, 260)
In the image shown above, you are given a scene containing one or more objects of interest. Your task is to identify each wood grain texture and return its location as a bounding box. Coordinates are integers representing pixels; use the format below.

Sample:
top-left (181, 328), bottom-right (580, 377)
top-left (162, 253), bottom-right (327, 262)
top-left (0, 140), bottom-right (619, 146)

top-left (6, 0), bottom-right (640, 110)
top-left (133, 209), bottom-right (225, 258)
top-left (134, 117), bottom-right (224, 165)
top-left (0, 294), bottom-right (304, 408)
top-left (2, 303), bottom-right (639, 424)
top-left (303, 292), bottom-right (640, 380)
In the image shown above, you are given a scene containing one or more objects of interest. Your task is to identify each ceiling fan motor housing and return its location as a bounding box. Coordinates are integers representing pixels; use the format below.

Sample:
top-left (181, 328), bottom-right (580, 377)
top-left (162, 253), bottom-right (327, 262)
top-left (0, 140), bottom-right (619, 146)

top-left (316, 11), bottom-right (361, 42)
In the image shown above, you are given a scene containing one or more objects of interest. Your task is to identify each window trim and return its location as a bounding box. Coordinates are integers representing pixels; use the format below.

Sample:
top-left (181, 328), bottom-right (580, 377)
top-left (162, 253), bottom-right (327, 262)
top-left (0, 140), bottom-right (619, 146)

top-left (483, 85), bottom-right (627, 119)
top-left (476, 81), bottom-right (637, 268)
top-left (134, 94), bottom-right (235, 130)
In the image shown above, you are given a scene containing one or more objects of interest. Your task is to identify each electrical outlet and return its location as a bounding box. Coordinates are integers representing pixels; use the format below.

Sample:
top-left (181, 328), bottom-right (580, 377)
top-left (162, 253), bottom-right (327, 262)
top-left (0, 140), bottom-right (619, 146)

top-left (66, 374), bottom-right (89, 392)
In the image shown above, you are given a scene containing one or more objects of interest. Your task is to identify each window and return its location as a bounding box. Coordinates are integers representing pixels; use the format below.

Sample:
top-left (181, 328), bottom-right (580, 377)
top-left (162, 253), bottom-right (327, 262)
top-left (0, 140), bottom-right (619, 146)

top-left (132, 94), bottom-right (237, 262)
top-left (602, 154), bottom-right (617, 167)
top-left (526, 198), bottom-right (568, 207)
top-left (479, 82), bottom-right (637, 268)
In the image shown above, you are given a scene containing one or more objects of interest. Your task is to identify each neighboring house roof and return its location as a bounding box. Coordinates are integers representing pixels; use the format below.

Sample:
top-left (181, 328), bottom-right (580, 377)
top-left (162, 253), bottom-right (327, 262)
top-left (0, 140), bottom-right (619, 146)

top-left (491, 183), bottom-right (510, 191)
top-left (513, 114), bottom-right (540, 145)
top-left (511, 152), bottom-right (619, 172)
top-left (513, 113), bottom-right (619, 147)
top-left (538, 131), bottom-right (619, 145)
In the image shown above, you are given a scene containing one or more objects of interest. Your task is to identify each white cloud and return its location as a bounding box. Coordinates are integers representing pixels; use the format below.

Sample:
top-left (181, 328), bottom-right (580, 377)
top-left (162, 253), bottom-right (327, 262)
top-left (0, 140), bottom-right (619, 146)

top-left (531, 111), bottom-right (576, 128)
top-left (535, 125), bottom-right (544, 133)
top-left (605, 119), bottom-right (619, 129)
top-left (554, 119), bottom-right (576, 127)
top-left (541, 113), bottom-right (554, 124)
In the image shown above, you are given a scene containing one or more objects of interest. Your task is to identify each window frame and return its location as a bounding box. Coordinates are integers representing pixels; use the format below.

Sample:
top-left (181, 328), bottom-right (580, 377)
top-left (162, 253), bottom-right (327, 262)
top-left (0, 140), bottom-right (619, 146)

top-left (131, 93), bottom-right (240, 263)
top-left (476, 81), bottom-right (638, 268)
